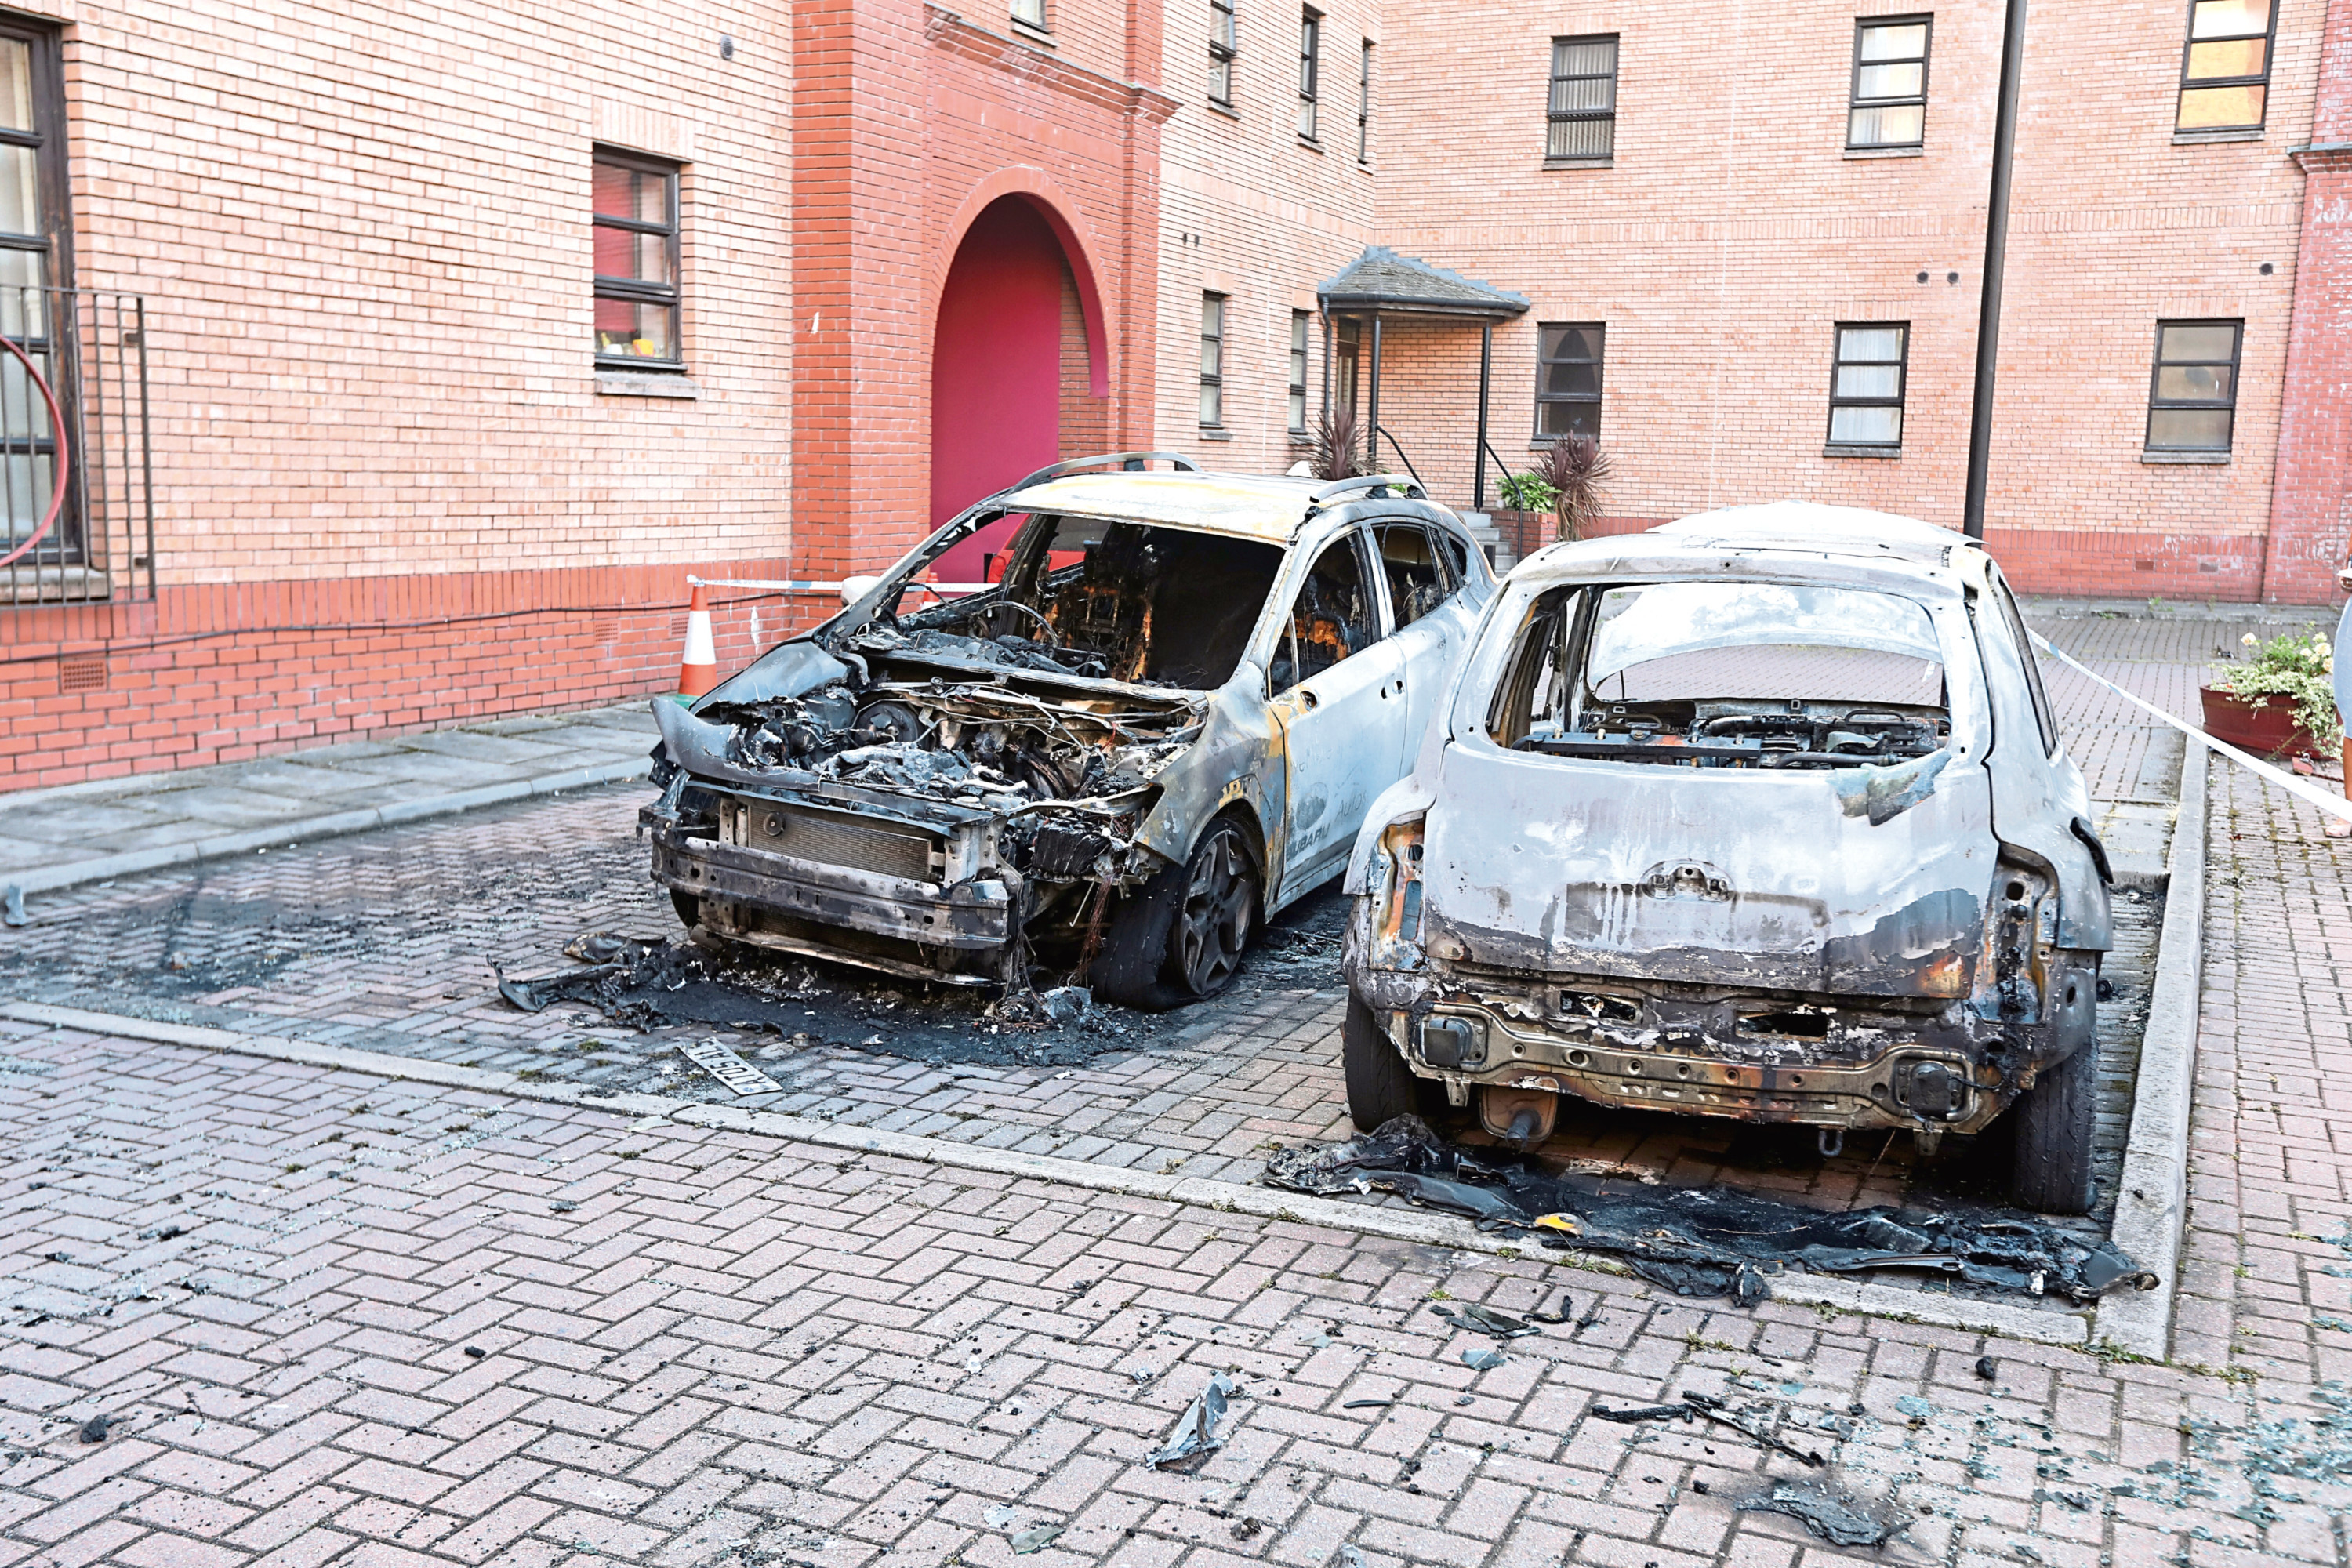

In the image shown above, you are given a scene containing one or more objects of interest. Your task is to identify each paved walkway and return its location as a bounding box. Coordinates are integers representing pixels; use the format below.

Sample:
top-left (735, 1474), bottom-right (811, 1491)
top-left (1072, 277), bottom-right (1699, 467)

top-left (0, 706), bottom-right (658, 897)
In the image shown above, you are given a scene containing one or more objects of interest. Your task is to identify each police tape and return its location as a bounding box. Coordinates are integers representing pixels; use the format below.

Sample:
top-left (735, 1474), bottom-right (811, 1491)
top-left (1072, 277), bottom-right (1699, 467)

top-left (2030, 631), bottom-right (2352, 825)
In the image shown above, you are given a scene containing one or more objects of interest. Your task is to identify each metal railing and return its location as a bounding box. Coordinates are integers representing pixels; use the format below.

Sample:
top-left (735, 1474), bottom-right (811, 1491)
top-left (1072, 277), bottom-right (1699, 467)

top-left (1374, 425), bottom-right (1425, 492)
top-left (1, 288), bottom-right (154, 606)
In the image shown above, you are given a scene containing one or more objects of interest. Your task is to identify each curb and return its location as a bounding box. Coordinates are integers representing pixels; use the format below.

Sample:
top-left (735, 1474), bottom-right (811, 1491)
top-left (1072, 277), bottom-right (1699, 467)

top-left (2094, 744), bottom-right (2208, 1360)
top-left (2, 998), bottom-right (2097, 1350)
top-left (2, 757), bottom-right (649, 898)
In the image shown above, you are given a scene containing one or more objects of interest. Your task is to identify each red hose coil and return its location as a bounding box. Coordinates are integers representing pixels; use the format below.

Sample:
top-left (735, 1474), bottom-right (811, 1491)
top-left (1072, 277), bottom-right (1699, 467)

top-left (0, 331), bottom-right (71, 571)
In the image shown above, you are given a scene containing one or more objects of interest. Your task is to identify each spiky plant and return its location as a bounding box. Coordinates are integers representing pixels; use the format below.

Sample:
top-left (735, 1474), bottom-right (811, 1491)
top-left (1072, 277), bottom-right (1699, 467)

top-left (1309, 405), bottom-right (1367, 481)
top-left (1533, 434), bottom-right (1614, 543)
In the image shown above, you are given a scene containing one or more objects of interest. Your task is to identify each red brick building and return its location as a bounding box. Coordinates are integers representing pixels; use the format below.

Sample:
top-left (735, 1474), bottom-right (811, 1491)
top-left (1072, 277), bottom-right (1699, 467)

top-left (2, 0), bottom-right (2350, 792)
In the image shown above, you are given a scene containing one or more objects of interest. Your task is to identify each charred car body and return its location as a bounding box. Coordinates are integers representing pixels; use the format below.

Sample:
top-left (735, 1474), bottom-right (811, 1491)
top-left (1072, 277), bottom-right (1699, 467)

top-left (642, 452), bottom-right (1494, 1009)
top-left (1341, 503), bottom-right (2114, 1212)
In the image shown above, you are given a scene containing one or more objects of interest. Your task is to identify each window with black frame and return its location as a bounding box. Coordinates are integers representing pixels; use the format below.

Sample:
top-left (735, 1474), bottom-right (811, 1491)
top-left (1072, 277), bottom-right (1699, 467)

top-left (1200, 293), bottom-right (1227, 428)
top-left (1847, 16), bottom-right (1929, 149)
top-left (1298, 9), bottom-right (1321, 140)
top-left (1210, 0), bottom-right (1237, 106)
top-left (2145, 319), bottom-right (2241, 452)
top-left (1534, 323), bottom-right (1604, 440)
top-left (593, 151), bottom-right (681, 368)
top-left (1287, 310), bottom-right (1310, 431)
top-left (0, 23), bottom-right (67, 572)
top-left (2176, 0), bottom-right (2273, 133)
top-left (1546, 35), bottom-right (1617, 162)
top-left (1358, 41), bottom-right (1373, 162)
top-left (1827, 323), bottom-right (1908, 449)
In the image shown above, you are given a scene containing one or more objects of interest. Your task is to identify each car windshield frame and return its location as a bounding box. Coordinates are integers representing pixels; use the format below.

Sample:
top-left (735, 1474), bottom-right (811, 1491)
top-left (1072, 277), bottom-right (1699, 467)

top-left (1584, 580), bottom-right (1944, 687)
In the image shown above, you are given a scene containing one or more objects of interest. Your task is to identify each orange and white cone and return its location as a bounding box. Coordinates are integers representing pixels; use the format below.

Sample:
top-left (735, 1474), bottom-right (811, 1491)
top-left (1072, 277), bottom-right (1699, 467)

top-left (676, 583), bottom-right (719, 698)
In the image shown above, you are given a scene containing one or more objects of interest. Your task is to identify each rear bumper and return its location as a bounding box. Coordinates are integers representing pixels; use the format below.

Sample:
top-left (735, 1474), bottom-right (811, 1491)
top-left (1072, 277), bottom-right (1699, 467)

top-left (650, 828), bottom-right (1014, 969)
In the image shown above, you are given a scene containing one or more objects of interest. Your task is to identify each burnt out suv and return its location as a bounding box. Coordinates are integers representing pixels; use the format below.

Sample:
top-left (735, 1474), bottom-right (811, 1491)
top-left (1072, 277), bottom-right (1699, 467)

top-left (1340, 503), bottom-right (2114, 1213)
top-left (642, 452), bottom-right (1493, 1010)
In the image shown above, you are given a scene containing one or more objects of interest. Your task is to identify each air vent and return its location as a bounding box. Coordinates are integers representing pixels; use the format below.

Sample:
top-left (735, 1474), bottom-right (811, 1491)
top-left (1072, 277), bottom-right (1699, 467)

top-left (57, 654), bottom-right (106, 693)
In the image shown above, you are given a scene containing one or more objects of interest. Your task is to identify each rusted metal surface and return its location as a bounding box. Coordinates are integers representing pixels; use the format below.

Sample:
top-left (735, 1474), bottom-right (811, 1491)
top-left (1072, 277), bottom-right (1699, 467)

top-left (1342, 502), bottom-right (2111, 1148)
top-left (642, 459), bottom-right (1493, 996)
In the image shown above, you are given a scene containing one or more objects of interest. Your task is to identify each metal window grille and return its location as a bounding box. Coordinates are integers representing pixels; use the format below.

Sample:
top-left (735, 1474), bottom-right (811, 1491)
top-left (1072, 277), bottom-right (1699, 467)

top-left (1848, 17), bottom-right (1930, 149)
top-left (1, 288), bottom-right (157, 608)
top-left (1534, 322), bottom-right (1604, 440)
top-left (1011, 0), bottom-right (1046, 29)
top-left (1827, 323), bottom-right (1909, 448)
top-left (1199, 293), bottom-right (1226, 427)
top-left (1358, 40), bottom-right (1373, 162)
top-left (1546, 35), bottom-right (1617, 162)
top-left (2176, 0), bottom-right (2273, 132)
top-left (593, 149), bottom-right (682, 368)
top-left (1298, 9), bottom-right (1320, 140)
top-left (1210, 0), bottom-right (1236, 105)
top-left (2145, 319), bottom-right (2241, 451)
top-left (1287, 310), bottom-right (1310, 430)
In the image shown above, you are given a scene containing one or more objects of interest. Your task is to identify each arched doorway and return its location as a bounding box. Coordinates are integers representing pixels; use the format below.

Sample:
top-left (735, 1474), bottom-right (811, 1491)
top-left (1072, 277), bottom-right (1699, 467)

top-left (930, 194), bottom-right (1102, 582)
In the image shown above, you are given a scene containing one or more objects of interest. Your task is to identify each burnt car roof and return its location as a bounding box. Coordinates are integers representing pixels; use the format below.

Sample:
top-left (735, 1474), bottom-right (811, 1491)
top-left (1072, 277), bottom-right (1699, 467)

top-left (998, 470), bottom-right (1338, 543)
top-left (1514, 502), bottom-right (1979, 586)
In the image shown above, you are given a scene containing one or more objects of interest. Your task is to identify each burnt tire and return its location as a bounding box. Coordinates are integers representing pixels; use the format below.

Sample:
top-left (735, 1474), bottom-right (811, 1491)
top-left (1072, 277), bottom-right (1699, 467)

top-left (670, 890), bottom-right (701, 931)
top-left (2009, 1037), bottom-right (2097, 1215)
top-left (1094, 818), bottom-right (1260, 1011)
top-left (1342, 991), bottom-right (1425, 1134)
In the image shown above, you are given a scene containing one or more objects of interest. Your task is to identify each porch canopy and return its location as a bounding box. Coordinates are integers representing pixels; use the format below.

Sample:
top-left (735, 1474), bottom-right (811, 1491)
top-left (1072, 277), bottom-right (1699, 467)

top-left (1316, 246), bottom-right (1527, 510)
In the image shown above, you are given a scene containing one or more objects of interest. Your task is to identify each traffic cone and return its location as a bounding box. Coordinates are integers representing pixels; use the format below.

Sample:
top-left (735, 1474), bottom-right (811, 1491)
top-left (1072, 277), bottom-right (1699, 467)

top-left (676, 583), bottom-right (719, 698)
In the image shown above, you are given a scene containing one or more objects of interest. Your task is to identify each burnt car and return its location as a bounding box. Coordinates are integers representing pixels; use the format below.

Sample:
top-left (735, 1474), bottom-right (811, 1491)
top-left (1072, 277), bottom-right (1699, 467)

top-left (1340, 503), bottom-right (2114, 1213)
top-left (642, 452), bottom-right (1494, 1009)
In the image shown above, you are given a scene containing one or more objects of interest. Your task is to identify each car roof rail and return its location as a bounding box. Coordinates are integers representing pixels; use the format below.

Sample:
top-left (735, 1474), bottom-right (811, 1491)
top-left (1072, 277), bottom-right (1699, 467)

top-left (1308, 473), bottom-right (1425, 506)
top-left (1006, 451), bottom-right (1202, 493)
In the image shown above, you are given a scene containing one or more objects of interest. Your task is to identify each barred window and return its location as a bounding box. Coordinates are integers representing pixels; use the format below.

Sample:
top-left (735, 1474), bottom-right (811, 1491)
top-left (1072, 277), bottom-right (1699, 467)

top-left (1288, 310), bottom-right (1310, 431)
top-left (2176, 0), bottom-right (2273, 132)
top-left (1210, 0), bottom-right (1237, 106)
top-left (1546, 35), bottom-right (1617, 162)
top-left (1298, 9), bottom-right (1321, 141)
top-left (1200, 293), bottom-right (1227, 428)
top-left (593, 150), bottom-right (681, 367)
top-left (1848, 17), bottom-right (1929, 149)
top-left (1827, 324), bottom-right (1908, 448)
top-left (2146, 320), bottom-right (2241, 452)
top-left (1534, 323), bottom-right (1604, 440)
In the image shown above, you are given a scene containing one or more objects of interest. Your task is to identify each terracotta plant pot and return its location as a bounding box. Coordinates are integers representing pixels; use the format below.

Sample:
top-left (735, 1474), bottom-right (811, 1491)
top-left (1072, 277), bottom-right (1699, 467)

top-left (1491, 508), bottom-right (1550, 560)
top-left (2200, 684), bottom-right (2321, 757)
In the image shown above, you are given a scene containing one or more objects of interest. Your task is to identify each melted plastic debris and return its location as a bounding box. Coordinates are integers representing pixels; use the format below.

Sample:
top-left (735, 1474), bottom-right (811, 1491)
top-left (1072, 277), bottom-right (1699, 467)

top-left (1431, 1301), bottom-right (1537, 1339)
top-left (1260, 1116), bottom-right (2154, 1306)
top-left (1009, 1524), bottom-right (1064, 1554)
top-left (1461, 1348), bottom-right (1504, 1371)
top-left (1737, 1480), bottom-right (1898, 1548)
top-left (1145, 1370), bottom-right (1238, 1469)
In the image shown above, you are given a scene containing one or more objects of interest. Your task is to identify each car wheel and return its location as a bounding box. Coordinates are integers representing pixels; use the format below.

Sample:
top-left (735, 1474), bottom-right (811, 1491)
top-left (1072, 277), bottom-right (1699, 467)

top-left (1342, 991), bottom-right (1425, 1134)
top-left (1094, 818), bottom-right (1260, 1011)
top-left (2009, 1038), bottom-right (2096, 1215)
top-left (670, 890), bottom-right (700, 931)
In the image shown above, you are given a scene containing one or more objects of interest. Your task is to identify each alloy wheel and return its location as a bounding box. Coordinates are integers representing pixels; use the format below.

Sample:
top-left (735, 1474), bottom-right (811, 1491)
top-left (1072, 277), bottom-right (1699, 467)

top-left (1176, 826), bottom-right (1254, 995)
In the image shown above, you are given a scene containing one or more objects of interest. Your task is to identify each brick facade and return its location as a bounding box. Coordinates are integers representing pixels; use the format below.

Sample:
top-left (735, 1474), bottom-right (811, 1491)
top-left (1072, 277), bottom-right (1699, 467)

top-left (7, 0), bottom-right (2352, 793)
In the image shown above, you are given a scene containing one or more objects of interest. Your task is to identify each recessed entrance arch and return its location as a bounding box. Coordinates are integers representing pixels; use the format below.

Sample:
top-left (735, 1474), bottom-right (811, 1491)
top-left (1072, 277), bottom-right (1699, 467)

top-left (930, 191), bottom-right (1108, 582)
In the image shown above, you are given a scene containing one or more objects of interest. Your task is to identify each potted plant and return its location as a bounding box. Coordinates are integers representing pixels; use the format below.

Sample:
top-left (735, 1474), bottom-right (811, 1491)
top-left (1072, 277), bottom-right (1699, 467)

top-left (1308, 406), bottom-right (1367, 481)
top-left (1532, 434), bottom-right (1614, 544)
top-left (2201, 628), bottom-right (2341, 757)
top-left (1494, 470), bottom-right (1558, 560)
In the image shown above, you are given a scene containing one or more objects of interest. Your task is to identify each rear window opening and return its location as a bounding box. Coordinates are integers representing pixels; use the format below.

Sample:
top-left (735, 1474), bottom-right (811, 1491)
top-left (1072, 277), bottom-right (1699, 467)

top-left (1486, 580), bottom-right (1951, 769)
top-left (859, 513), bottom-right (1283, 690)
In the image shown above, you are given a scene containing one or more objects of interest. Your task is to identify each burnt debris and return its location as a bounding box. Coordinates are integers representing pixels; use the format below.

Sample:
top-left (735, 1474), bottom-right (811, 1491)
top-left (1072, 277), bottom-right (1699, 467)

top-left (1260, 1116), bottom-right (2155, 1306)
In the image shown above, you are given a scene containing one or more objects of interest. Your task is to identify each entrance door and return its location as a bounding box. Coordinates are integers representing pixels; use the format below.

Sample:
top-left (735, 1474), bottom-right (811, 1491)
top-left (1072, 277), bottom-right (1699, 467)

top-left (1269, 528), bottom-right (1407, 896)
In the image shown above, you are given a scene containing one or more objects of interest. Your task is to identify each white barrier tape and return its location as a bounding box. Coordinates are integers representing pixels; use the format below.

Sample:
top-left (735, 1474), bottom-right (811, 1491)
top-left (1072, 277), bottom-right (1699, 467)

top-left (2031, 631), bottom-right (2352, 824)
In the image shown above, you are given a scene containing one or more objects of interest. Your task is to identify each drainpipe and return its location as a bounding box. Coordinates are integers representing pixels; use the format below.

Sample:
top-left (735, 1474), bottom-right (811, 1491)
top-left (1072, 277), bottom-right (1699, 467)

top-left (1368, 311), bottom-right (1383, 472)
top-left (1475, 321), bottom-right (1493, 512)
top-left (1962, 0), bottom-right (2029, 542)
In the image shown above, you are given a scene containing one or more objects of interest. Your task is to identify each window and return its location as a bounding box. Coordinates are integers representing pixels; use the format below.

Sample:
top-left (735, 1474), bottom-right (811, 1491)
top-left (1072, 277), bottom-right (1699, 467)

top-left (1298, 10), bottom-right (1321, 140)
top-left (1377, 524), bottom-right (1454, 629)
top-left (2146, 319), bottom-right (2241, 452)
top-left (1334, 318), bottom-right (1360, 415)
top-left (1827, 324), bottom-right (1908, 448)
top-left (1272, 534), bottom-right (1375, 692)
top-left (1546, 35), bottom-right (1618, 162)
top-left (593, 151), bottom-right (681, 366)
top-left (1848, 17), bottom-right (1929, 149)
top-left (1011, 0), bottom-right (1047, 30)
top-left (1358, 41), bottom-right (1373, 162)
top-left (1210, 0), bottom-right (1236, 106)
top-left (0, 23), bottom-right (70, 575)
top-left (1535, 323), bottom-right (1604, 440)
top-left (1287, 310), bottom-right (1310, 431)
top-left (2177, 0), bottom-right (2273, 132)
top-left (1200, 293), bottom-right (1227, 428)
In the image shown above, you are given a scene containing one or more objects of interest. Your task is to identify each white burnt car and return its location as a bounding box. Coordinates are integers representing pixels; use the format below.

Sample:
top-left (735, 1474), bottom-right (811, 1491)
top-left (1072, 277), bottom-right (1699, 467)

top-left (644, 453), bottom-right (1494, 1009)
top-left (1341, 503), bottom-right (2114, 1213)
